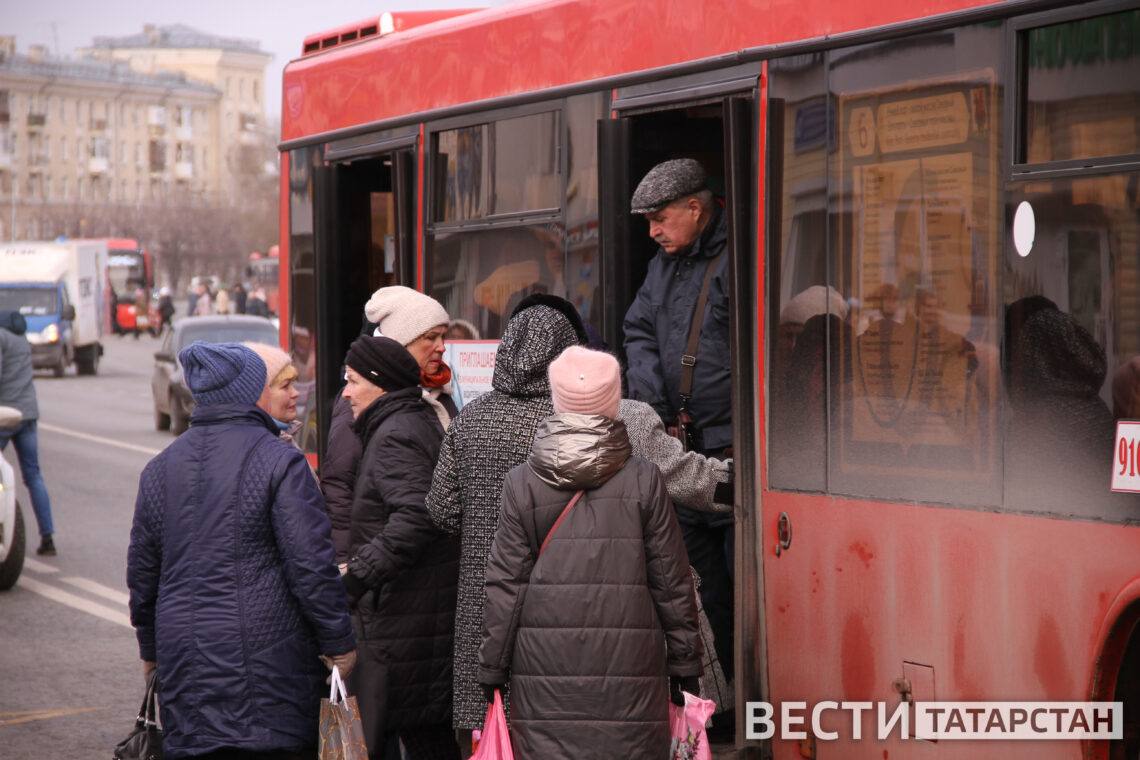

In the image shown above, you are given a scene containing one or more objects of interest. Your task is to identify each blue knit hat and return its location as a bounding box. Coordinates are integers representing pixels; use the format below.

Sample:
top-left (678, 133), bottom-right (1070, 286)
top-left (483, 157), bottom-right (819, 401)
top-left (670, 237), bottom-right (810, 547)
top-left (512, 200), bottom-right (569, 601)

top-left (179, 341), bottom-right (267, 407)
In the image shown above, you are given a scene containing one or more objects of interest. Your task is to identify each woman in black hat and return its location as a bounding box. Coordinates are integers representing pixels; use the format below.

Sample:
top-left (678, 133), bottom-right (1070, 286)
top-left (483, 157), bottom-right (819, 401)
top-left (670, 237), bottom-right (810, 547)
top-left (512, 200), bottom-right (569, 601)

top-left (339, 335), bottom-right (461, 760)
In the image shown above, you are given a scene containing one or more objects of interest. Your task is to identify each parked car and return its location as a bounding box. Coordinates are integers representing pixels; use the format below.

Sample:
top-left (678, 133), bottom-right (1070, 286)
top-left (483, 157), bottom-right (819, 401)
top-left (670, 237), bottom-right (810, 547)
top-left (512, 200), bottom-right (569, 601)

top-left (152, 315), bottom-right (280, 435)
top-left (0, 405), bottom-right (26, 591)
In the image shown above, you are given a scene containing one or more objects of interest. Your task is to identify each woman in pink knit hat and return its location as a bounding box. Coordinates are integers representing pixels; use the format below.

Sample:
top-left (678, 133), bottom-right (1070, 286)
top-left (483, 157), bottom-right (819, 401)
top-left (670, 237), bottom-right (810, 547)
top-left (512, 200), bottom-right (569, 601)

top-left (478, 345), bottom-right (701, 760)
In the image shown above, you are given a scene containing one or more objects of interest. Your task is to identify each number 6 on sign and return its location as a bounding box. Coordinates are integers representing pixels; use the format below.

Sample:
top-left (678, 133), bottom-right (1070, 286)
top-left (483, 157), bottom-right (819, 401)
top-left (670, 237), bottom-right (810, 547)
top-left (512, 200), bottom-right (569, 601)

top-left (1111, 421), bottom-right (1140, 493)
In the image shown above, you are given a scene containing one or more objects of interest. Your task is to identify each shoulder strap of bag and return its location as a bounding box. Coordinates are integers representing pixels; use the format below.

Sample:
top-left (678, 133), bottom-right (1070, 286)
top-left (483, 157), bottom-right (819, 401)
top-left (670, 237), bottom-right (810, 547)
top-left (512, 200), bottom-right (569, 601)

top-left (538, 489), bottom-right (585, 557)
top-left (679, 253), bottom-right (722, 403)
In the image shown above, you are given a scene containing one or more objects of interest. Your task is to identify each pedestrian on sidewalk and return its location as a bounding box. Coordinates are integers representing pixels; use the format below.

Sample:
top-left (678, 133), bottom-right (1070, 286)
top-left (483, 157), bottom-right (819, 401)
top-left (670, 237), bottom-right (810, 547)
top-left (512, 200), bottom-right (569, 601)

top-left (127, 341), bottom-right (356, 760)
top-left (0, 311), bottom-right (56, 556)
top-left (478, 346), bottom-right (702, 759)
top-left (322, 287), bottom-right (456, 564)
top-left (339, 335), bottom-right (460, 759)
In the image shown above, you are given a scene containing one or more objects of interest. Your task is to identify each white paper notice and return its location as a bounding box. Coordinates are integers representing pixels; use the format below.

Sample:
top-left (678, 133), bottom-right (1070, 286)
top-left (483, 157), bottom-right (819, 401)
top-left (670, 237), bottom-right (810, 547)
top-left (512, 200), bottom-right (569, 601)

top-left (444, 340), bottom-right (499, 406)
top-left (1111, 420), bottom-right (1140, 493)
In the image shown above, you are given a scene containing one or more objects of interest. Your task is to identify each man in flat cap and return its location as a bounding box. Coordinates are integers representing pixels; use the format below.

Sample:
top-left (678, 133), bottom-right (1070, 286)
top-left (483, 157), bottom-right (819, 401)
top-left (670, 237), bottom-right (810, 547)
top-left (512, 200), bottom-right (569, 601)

top-left (622, 158), bottom-right (734, 735)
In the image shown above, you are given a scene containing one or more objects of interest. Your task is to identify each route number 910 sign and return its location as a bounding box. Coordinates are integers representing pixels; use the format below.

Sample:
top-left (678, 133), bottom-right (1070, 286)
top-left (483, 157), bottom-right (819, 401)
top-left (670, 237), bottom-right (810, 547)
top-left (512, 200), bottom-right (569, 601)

top-left (1112, 421), bottom-right (1140, 493)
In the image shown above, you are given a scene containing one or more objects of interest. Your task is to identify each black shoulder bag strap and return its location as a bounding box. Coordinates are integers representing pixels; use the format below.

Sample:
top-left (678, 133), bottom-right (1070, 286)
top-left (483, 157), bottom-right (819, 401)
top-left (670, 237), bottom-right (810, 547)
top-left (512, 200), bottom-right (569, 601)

top-left (679, 253), bottom-right (721, 407)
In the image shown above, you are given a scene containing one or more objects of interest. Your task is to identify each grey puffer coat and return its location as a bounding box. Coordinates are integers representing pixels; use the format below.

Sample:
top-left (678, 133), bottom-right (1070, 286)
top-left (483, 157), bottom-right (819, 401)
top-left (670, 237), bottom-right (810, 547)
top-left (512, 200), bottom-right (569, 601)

top-left (425, 304), bottom-right (582, 729)
top-left (479, 413), bottom-right (701, 759)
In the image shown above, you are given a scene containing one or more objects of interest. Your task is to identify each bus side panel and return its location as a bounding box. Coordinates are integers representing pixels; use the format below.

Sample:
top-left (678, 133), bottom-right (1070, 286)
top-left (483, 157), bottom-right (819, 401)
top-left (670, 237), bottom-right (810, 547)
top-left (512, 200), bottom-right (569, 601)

top-left (761, 489), bottom-right (1140, 757)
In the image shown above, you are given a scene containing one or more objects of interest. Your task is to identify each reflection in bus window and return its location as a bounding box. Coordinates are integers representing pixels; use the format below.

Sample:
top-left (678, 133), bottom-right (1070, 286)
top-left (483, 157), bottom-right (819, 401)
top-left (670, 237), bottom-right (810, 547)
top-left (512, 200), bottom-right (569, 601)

top-left (434, 111), bottom-right (560, 222)
top-left (428, 95), bottom-right (605, 341)
top-left (767, 54), bottom-right (833, 492)
top-left (768, 24), bottom-right (1005, 506)
top-left (288, 147), bottom-right (319, 455)
top-left (831, 29), bottom-right (1002, 506)
top-left (1024, 8), bottom-right (1140, 164)
top-left (430, 224), bottom-right (564, 339)
top-left (1004, 173), bottom-right (1140, 519)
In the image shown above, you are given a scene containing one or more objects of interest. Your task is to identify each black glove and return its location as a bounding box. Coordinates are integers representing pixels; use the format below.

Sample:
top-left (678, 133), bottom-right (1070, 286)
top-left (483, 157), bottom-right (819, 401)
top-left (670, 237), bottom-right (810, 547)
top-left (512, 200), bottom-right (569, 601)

top-left (480, 682), bottom-right (503, 704)
top-left (669, 675), bottom-right (701, 706)
top-left (341, 570), bottom-right (367, 604)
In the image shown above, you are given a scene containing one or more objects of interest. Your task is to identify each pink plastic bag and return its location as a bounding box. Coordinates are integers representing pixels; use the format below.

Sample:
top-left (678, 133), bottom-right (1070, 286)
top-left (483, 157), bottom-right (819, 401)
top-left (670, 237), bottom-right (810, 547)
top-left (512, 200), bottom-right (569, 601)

top-left (471, 690), bottom-right (515, 760)
top-left (669, 691), bottom-right (717, 760)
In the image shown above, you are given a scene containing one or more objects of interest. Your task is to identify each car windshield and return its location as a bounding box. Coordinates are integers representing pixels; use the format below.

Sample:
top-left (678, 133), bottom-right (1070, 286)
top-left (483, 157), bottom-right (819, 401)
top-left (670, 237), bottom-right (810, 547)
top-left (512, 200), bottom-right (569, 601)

top-left (177, 322), bottom-right (279, 352)
top-left (0, 287), bottom-right (57, 316)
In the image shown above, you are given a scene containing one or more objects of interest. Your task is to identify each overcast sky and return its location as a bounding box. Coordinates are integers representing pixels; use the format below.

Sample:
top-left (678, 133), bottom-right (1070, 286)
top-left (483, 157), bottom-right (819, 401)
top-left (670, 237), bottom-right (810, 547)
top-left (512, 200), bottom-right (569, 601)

top-left (5, 0), bottom-right (512, 125)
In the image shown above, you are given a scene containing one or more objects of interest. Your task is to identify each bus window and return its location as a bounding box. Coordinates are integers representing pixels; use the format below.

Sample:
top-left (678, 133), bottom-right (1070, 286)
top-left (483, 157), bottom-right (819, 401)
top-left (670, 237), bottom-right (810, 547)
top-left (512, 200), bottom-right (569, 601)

top-left (1005, 5), bottom-right (1140, 520)
top-left (767, 54), bottom-right (832, 492)
top-left (428, 94), bottom-right (606, 340)
top-left (1022, 8), bottom-right (1140, 165)
top-left (433, 111), bottom-right (560, 222)
top-left (288, 146), bottom-right (320, 455)
top-left (768, 23), bottom-right (1006, 506)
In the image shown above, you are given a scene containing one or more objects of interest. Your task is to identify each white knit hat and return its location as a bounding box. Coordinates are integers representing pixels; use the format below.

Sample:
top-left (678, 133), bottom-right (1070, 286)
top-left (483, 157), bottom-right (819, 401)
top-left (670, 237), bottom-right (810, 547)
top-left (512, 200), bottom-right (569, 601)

top-left (779, 285), bottom-right (849, 326)
top-left (364, 286), bottom-right (450, 346)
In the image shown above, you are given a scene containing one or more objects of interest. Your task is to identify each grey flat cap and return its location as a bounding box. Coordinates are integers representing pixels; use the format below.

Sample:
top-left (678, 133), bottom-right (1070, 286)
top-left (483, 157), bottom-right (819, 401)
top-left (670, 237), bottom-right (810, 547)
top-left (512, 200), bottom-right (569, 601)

top-left (630, 158), bottom-right (708, 214)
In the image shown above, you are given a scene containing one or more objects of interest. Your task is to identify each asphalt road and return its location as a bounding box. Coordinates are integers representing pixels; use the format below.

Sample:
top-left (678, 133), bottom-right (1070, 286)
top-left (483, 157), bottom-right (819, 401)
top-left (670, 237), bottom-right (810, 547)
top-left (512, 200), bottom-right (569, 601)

top-left (0, 332), bottom-right (174, 759)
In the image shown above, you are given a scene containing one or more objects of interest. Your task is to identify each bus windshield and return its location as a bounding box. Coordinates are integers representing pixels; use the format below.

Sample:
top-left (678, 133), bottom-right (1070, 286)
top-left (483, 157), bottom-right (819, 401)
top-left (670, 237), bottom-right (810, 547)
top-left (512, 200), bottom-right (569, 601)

top-left (108, 249), bottom-right (146, 299)
top-left (0, 286), bottom-right (58, 316)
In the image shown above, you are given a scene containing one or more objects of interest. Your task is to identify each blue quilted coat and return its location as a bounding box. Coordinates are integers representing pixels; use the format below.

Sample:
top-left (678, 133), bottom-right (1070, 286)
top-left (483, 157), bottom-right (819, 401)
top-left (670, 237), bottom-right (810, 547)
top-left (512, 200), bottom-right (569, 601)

top-left (127, 403), bottom-right (355, 758)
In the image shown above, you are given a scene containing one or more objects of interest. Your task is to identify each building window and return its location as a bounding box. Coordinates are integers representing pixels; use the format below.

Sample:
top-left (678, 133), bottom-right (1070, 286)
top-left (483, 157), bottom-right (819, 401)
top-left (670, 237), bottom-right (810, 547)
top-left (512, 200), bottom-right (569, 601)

top-left (253, 80), bottom-right (260, 104)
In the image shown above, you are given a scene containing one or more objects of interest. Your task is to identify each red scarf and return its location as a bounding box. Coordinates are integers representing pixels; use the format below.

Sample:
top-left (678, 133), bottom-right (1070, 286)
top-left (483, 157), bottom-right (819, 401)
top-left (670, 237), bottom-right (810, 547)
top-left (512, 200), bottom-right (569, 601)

top-left (421, 362), bottom-right (452, 390)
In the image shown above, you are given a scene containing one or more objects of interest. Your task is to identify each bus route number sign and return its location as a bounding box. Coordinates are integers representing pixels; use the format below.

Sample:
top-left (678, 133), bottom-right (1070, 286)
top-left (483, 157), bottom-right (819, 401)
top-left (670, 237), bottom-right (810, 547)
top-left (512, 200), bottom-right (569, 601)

top-left (1112, 420), bottom-right (1140, 493)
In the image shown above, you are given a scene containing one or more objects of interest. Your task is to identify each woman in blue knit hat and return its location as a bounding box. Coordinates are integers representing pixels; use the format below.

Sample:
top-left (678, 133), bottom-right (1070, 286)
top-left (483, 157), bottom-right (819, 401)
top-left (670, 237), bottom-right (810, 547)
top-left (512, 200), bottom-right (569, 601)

top-left (127, 341), bottom-right (357, 759)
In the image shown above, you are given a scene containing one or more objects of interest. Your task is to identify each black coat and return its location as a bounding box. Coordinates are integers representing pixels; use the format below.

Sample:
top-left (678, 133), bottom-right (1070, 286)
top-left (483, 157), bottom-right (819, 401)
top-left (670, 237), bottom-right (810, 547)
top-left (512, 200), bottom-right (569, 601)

top-left (321, 395), bottom-right (358, 563)
top-left (623, 207), bottom-right (732, 450)
top-left (324, 391), bottom-right (458, 564)
top-left (346, 387), bottom-right (460, 735)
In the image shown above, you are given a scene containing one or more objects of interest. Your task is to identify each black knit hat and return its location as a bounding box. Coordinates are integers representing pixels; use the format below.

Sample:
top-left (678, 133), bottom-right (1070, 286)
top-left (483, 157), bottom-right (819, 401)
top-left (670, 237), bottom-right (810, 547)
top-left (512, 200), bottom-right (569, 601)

top-left (509, 293), bottom-right (589, 345)
top-left (345, 335), bottom-right (421, 391)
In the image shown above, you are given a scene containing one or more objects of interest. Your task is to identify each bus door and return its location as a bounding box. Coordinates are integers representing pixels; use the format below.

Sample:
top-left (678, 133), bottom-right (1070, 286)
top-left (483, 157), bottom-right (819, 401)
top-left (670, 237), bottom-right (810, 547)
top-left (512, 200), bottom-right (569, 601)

top-left (312, 130), bottom-right (419, 455)
top-left (599, 65), bottom-right (765, 749)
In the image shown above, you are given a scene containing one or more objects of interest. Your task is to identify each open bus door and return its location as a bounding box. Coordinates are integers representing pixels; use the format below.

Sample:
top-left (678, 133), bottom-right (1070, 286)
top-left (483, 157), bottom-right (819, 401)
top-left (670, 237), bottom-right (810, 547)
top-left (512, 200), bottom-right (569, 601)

top-left (599, 75), bottom-right (766, 755)
top-left (311, 134), bottom-right (419, 458)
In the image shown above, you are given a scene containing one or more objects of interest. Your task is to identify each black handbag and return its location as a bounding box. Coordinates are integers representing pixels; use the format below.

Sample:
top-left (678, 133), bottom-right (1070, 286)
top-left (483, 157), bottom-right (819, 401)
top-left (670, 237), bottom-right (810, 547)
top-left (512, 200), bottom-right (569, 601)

top-left (113, 670), bottom-right (163, 760)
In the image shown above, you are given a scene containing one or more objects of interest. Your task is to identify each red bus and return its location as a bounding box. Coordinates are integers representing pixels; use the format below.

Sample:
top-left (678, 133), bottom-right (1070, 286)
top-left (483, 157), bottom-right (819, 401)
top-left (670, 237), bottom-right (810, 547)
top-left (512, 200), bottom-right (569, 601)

top-left (103, 238), bottom-right (156, 334)
top-left (280, 2), bottom-right (1140, 756)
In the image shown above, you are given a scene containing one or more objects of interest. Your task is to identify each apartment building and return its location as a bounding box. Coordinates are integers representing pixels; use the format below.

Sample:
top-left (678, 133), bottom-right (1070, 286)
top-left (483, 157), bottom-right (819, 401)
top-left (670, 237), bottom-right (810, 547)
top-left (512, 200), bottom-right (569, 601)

top-left (0, 25), bottom-right (272, 240)
top-left (83, 24), bottom-right (273, 203)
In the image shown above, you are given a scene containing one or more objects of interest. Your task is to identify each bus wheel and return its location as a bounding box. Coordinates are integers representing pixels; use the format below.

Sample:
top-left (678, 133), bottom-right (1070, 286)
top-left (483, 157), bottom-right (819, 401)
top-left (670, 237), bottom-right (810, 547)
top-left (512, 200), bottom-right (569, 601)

top-left (1112, 625), bottom-right (1140, 760)
top-left (75, 346), bottom-right (99, 375)
top-left (52, 356), bottom-right (66, 378)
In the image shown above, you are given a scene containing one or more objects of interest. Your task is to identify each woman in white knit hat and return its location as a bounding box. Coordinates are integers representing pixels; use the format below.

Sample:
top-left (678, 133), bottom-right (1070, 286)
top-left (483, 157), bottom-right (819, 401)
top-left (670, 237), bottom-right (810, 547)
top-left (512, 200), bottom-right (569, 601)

top-left (365, 285), bottom-right (461, 428)
top-left (321, 287), bottom-right (459, 562)
top-left (478, 345), bottom-right (700, 760)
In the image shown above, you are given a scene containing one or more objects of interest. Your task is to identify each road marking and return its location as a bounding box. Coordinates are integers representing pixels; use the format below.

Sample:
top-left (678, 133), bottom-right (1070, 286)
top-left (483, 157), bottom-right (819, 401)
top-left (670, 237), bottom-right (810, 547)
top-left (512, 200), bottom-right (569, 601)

top-left (0, 707), bottom-right (101, 727)
top-left (61, 576), bottom-right (130, 606)
top-left (16, 576), bottom-right (132, 629)
top-left (21, 557), bottom-right (59, 574)
top-left (37, 422), bottom-right (163, 457)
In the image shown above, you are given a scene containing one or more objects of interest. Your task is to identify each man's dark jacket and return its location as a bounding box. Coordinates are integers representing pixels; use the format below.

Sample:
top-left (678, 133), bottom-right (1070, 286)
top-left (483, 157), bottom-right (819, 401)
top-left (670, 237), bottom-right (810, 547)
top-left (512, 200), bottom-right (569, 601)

top-left (346, 387), bottom-right (460, 738)
top-left (127, 403), bottom-right (355, 758)
top-left (623, 208), bottom-right (733, 450)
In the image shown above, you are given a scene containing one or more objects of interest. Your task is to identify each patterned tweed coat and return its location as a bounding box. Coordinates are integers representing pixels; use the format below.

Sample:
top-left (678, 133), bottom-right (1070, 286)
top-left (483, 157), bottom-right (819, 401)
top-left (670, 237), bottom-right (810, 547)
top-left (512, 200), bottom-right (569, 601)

top-left (426, 304), bottom-right (581, 728)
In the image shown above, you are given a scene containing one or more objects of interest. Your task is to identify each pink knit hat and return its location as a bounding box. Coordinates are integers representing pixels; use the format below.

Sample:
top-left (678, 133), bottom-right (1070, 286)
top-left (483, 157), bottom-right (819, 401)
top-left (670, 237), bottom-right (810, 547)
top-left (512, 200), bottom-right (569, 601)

top-left (243, 342), bottom-right (294, 387)
top-left (548, 346), bottom-right (621, 419)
